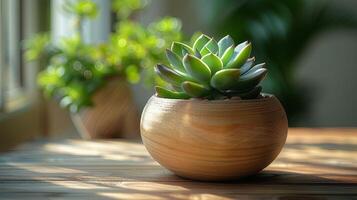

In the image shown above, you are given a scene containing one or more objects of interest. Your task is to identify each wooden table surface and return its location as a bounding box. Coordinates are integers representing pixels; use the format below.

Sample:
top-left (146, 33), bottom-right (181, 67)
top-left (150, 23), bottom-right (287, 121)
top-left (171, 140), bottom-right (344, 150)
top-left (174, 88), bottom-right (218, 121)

top-left (0, 128), bottom-right (356, 199)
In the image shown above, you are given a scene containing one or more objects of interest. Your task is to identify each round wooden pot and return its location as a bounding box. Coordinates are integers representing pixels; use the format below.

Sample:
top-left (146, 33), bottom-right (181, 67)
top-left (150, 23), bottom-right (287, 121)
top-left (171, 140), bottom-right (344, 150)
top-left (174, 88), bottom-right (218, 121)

top-left (140, 94), bottom-right (288, 181)
top-left (71, 78), bottom-right (140, 139)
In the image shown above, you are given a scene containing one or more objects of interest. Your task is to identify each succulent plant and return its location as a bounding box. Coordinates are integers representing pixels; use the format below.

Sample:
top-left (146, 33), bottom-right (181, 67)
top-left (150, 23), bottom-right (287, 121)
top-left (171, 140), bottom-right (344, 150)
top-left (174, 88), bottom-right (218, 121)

top-left (154, 34), bottom-right (268, 100)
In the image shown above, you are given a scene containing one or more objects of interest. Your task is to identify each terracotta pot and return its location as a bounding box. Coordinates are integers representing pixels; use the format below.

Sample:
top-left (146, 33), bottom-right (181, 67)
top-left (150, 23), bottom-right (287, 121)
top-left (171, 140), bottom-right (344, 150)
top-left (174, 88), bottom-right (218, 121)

top-left (71, 78), bottom-right (140, 139)
top-left (140, 94), bottom-right (288, 181)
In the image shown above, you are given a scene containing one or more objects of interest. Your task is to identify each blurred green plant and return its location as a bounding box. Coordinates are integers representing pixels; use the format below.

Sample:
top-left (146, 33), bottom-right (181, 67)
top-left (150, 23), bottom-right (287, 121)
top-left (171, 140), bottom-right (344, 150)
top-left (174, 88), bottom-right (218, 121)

top-left (64, 0), bottom-right (98, 18)
top-left (25, 0), bottom-right (182, 112)
top-left (210, 0), bottom-right (357, 124)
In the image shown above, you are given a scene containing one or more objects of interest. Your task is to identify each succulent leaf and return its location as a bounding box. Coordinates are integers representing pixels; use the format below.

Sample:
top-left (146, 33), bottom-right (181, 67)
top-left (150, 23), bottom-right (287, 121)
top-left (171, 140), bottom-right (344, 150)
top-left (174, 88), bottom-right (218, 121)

top-left (201, 53), bottom-right (223, 75)
top-left (240, 57), bottom-right (255, 74)
top-left (183, 54), bottom-right (211, 84)
top-left (181, 81), bottom-right (210, 97)
top-left (171, 42), bottom-right (194, 57)
top-left (200, 46), bottom-right (212, 56)
top-left (221, 45), bottom-right (234, 66)
top-left (226, 42), bottom-right (252, 69)
top-left (234, 41), bottom-right (249, 54)
top-left (202, 38), bottom-right (219, 55)
top-left (211, 68), bottom-right (240, 90)
top-left (243, 63), bottom-right (265, 75)
top-left (218, 35), bottom-right (234, 57)
top-left (227, 42), bottom-right (252, 69)
top-left (155, 86), bottom-right (190, 99)
top-left (193, 34), bottom-right (211, 52)
top-left (233, 68), bottom-right (267, 92)
top-left (155, 64), bottom-right (190, 87)
top-left (166, 49), bottom-right (185, 72)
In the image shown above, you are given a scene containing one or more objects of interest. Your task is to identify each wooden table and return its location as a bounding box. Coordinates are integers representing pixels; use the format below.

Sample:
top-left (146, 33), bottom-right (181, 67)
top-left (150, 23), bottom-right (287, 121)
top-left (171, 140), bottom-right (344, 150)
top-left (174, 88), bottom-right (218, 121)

top-left (0, 128), bottom-right (356, 199)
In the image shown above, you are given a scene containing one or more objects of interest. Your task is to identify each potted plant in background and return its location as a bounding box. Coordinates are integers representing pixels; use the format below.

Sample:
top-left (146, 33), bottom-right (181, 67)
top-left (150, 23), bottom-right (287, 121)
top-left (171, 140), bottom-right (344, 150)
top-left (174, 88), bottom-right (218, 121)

top-left (25, 0), bottom-right (182, 138)
top-left (141, 34), bottom-right (288, 181)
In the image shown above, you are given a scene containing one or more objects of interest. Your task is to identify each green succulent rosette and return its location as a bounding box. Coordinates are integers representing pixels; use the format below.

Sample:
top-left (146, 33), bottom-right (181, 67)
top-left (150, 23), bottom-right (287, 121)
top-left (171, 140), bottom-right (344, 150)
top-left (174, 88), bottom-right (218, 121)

top-left (154, 34), bottom-right (268, 100)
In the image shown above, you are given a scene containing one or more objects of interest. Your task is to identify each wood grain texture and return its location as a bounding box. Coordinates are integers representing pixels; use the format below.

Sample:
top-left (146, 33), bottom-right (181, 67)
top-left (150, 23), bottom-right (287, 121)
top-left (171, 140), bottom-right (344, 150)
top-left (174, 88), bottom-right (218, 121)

top-left (71, 77), bottom-right (140, 139)
top-left (141, 95), bottom-right (288, 181)
top-left (0, 128), bottom-right (357, 199)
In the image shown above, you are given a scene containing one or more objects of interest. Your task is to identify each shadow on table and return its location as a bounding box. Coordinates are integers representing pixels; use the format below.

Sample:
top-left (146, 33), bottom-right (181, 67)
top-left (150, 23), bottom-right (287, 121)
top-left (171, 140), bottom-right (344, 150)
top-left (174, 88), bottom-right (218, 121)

top-left (0, 139), bottom-right (356, 199)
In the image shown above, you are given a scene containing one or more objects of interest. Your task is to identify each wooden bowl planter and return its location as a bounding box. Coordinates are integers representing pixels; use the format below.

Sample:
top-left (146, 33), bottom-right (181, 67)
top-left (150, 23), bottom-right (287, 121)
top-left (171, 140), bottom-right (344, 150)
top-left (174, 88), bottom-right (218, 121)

top-left (71, 78), bottom-right (140, 139)
top-left (140, 94), bottom-right (288, 181)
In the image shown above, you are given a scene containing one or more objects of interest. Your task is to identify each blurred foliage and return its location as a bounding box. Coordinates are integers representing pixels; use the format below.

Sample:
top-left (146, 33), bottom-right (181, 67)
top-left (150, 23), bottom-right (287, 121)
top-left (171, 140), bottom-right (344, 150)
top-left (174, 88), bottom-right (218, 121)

top-left (112, 0), bottom-right (147, 19)
top-left (63, 0), bottom-right (98, 18)
top-left (25, 0), bottom-right (182, 113)
top-left (211, 0), bottom-right (357, 124)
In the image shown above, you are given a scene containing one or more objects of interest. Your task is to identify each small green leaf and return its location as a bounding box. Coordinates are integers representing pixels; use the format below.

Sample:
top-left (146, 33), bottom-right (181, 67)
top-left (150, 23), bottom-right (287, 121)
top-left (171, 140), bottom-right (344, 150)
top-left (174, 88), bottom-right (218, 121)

top-left (183, 55), bottom-right (211, 84)
top-left (155, 86), bottom-right (190, 99)
top-left (233, 68), bottom-right (267, 91)
top-left (166, 49), bottom-right (185, 72)
top-left (234, 41), bottom-right (249, 54)
top-left (193, 34), bottom-right (211, 52)
top-left (171, 42), bottom-right (194, 57)
top-left (155, 64), bottom-right (190, 87)
top-left (201, 53), bottom-right (223, 75)
top-left (221, 45), bottom-right (234, 66)
top-left (125, 65), bottom-right (140, 84)
top-left (202, 38), bottom-right (219, 54)
top-left (190, 32), bottom-right (204, 46)
top-left (64, 0), bottom-right (98, 18)
top-left (181, 81), bottom-right (210, 98)
top-left (218, 35), bottom-right (234, 57)
top-left (210, 68), bottom-right (240, 90)
top-left (200, 46), bottom-right (212, 56)
top-left (240, 57), bottom-right (255, 74)
top-left (243, 63), bottom-right (265, 75)
top-left (226, 42), bottom-right (252, 69)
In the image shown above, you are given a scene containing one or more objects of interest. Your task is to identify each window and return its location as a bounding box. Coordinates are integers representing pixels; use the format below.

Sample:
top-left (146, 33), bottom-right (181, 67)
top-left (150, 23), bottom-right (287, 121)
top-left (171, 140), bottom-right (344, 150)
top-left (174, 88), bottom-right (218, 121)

top-left (0, 0), bottom-right (51, 150)
top-left (0, 0), bottom-right (27, 113)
